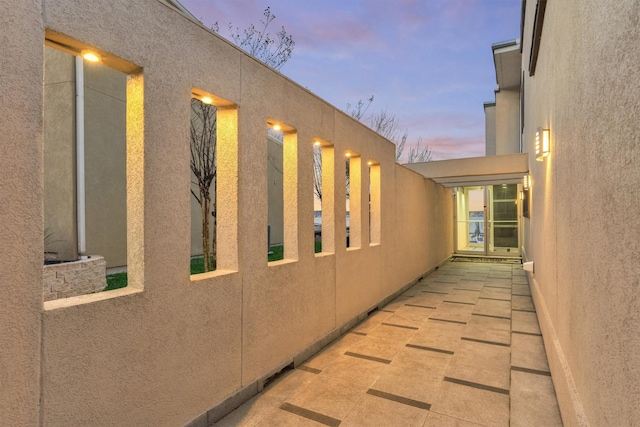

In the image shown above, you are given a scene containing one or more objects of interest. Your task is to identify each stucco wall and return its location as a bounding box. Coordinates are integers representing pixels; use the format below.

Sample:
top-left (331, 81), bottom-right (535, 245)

top-left (83, 61), bottom-right (128, 268)
top-left (44, 47), bottom-right (128, 268)
top-left (0, 2), bottom-right (43, 425)
top-left (494, 88), bottom-right (520, 155)
top-left (522, 0), bottom-right (640, 425)
top-left (484, 103), bottom-right (496, 155)
top-left (44, 46), bottom-right (77, 262)
top-left (0, 1), bottom-right (452, 425)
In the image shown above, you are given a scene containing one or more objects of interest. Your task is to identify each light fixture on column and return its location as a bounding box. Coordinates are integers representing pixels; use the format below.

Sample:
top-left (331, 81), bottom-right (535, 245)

top-left (523, 174), bottom-right (530, 190)
top-left (535, 128), bottom-right (550, 161)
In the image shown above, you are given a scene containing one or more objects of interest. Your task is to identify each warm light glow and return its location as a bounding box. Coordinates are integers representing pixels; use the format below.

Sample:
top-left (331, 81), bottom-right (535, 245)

top-left (81, 50), bottom-right (100, 62)
top-left (523, 175), bottom-right (529, 190)
top-left (367, 161), bottom-right (372, 166)
top-left (272, 124), bottom-right (281, 131)
top-left (535, 128), bottom-right (550, 161)
top-left (314, 140), bottom-right (321, 146)
top-left (201, 96), bottom-right (213, 105)
top-left (345, 152), bottom-right (351, 158)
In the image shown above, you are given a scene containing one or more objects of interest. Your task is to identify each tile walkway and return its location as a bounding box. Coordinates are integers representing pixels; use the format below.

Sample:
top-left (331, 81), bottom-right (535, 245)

top-left (215, 260), bottom-right (563, 426)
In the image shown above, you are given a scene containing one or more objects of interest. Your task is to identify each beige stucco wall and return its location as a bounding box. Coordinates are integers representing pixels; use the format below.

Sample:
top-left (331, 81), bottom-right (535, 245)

top-left (484, 102), bottom-right (496, 155)
top-left (83, 61), bottom-right (128, 267)
top-left (44, 46), bottom-right (78, 261)
top-left (521, 0), bottom-right (640, 425)
top-left (0, 2), bottom-right (44, 425)
top-left (0, 1), bottom-right (453, 425)
top-left (494, 88), bottom-right (520, 155)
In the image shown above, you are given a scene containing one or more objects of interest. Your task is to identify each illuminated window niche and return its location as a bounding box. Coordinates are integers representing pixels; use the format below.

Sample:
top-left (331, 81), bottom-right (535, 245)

top-left (313, 139), bottom-right (335, 255)
top-left (368, 160), bottom-right (381, 245)
top-left (345, 151), bottom-right (362, 249)
top-left (267, 120), bottom-right (298, 263)
top-left (190, 89), bottom-right (238, 278)
top-left (43, 33), bottom-right (144, 300)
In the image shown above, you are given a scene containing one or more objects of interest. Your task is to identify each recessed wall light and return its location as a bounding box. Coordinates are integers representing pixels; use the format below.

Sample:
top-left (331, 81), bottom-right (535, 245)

top-left (81, 50), bottom-right (100, 62)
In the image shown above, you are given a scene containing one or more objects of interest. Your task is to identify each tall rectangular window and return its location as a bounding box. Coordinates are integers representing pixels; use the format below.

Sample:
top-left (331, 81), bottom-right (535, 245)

top-left (313, 140), bottom-right (335, 255)
top-left (268, 121), bottom-right (298, 264)
top-left (190, 89), bottom-right (238, 278)
top-left (190, 97), bottom-right (217, 274)
top-left (43, 34), bottom-right (143, 301)
top-left (346, 152), bottom-right (361, 249)
top-left (369, 161), bottom-right (381, 245)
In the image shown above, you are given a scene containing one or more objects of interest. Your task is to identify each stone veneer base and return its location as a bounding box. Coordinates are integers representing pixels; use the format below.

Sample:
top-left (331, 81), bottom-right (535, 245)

top-left (43, 256), bottom-right (107, 301)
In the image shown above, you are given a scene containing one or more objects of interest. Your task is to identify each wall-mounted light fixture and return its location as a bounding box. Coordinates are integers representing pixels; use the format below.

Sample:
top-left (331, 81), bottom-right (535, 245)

top-left (523, 174), bottom-right (530, 190)
top-left (535, 127), bottom-right (550, 161)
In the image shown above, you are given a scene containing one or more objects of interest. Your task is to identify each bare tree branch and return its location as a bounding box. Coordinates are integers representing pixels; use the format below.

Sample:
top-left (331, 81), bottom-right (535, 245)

top-left (228, 7), bottom-right (295, 71)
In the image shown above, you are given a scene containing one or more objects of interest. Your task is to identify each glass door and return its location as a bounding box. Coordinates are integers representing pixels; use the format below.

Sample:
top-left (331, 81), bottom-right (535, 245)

top-left (455, 186), bottom-right (486, 254)
top-left (488, 184), bottom-right (519, 256)
top-left (455, 184), bottom-right (520, 256)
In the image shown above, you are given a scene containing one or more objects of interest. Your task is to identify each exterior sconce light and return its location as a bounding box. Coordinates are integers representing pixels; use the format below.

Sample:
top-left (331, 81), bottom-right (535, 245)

top-left (272, 124), bottom-right (281, 131)
top-left (345, 152), bottom-right (351, 158)
top-left (535, 128), bottom-right (550, 161)
top-left (201, 96), bottom-right (213, 105)
top-left (367, 161), bottom-right (373, 166)
top-left (314, 140), bottom-right (321, 146)
top-left (81, 50), bottom-right (100, 62)
top-left (523, 174), bottom-right (530, 190)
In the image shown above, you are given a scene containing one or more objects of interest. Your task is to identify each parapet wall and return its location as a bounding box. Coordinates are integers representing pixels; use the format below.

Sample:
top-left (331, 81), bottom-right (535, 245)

top-left (0, 1), bottom-right (452, 426)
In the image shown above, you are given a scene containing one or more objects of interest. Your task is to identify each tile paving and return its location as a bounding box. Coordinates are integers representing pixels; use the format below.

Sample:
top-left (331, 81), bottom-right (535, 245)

top-left (214, 260), bottom-right (563, 426)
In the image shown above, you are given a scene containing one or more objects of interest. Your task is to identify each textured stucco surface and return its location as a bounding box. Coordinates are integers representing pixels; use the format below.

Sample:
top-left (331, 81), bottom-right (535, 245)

top-left (0, 1), bottom-right (453, 425)
top-left (522, 0), bottom-right (640, 425)
top-left (495, 89), bottom-right (520, 155)
top-left (484, 103), bottom-right (496, 155)
top-left (0, 1), bottom-right (44, 426)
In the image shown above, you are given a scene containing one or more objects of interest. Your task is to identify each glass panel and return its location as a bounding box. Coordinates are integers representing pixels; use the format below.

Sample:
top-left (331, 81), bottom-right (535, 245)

top-left (489, 184), bottom-right (519, 254)
top-left (455, 186), bottom-right (485, 253)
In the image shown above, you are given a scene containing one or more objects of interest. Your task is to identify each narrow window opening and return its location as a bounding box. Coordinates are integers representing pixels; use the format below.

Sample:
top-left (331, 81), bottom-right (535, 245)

top-left (43, 34), bottom-right (143, 302)
top-left (345, 151), bottom-right (361, 249)
top-left (190, 89), bottom-right (238, 278)
top-left (267, 121), bottom-right (298, 264)
top-left (369, 161), bottom-right (381, 245)
top-left (190, 96), bottom-right (217, 274)
top-left (313, 140), bottom-right (335, 255)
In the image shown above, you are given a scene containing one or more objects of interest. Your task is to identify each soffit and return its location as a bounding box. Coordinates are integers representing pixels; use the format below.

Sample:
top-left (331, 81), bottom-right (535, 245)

top-left (405, 153), bottom-right (529, 188)
top-left (493, 41), bottom-right (522, 90)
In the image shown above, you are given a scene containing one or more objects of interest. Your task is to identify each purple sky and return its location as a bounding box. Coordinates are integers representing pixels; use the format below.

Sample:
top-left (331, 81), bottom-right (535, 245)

top-left (179, 0), bottom-right (521, 160)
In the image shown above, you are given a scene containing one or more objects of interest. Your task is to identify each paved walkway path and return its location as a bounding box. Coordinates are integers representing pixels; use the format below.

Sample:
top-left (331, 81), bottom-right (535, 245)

top-left (215, 260), bottom-right (563, 426)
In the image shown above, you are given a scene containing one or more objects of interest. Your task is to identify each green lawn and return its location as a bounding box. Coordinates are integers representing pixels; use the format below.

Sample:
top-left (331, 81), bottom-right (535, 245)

top-left (105, 243), bottom-right (323, 291)
top-left (268, 245), bottom-right (284, 262)
top-left (105, 272), bottom-right (128, 291)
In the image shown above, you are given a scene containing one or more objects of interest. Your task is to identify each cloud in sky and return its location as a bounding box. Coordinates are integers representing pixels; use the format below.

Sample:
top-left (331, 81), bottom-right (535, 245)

top-left (179, 0), bottom-right (521, 159)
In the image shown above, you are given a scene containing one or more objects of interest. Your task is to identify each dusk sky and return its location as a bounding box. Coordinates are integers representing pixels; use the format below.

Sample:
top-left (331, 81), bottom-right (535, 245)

top-left (179, 0), bottom-right (522, 160)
